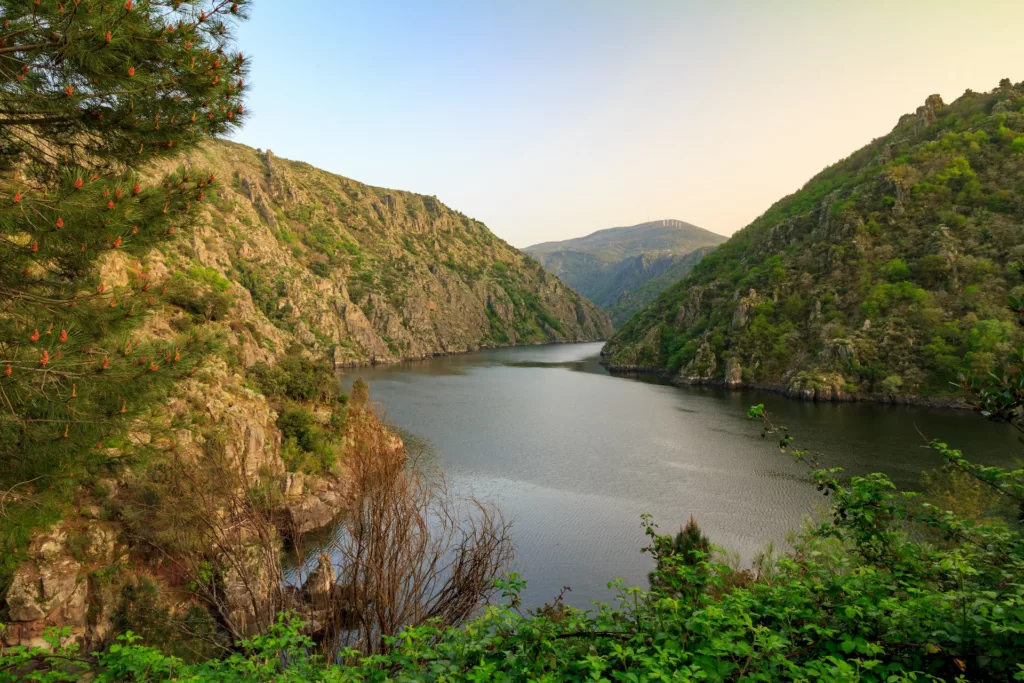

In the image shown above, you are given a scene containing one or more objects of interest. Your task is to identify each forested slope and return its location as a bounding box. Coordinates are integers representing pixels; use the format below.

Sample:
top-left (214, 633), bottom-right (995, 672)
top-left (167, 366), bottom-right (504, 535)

top-left (525, 219), bottom-right (724, 326)
top-left (605, 80), bottom-right (1024, 401)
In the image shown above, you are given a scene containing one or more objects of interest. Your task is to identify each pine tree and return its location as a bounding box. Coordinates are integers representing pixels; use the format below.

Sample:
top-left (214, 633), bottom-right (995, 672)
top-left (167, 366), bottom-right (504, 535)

top-left (0, 0), bottom-right (249, 571)
top-left (671, 514), bottom-right (711, 565)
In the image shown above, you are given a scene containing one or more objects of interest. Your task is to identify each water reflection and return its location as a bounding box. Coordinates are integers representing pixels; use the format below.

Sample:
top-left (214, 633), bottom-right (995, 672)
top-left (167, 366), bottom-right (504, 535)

top-left (339, 342), bottom-right (1019, 609)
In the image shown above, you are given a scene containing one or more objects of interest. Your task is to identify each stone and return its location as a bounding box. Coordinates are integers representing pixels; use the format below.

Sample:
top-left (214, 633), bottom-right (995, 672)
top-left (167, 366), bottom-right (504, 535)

top-left (283, 495), bottom-right (336, 535)
top-left (283, 472), bottom-right (305, 498)
top-left (724, 357), bottom-right (743, 387)
top-left (304, 553), bottom-right (337, 603)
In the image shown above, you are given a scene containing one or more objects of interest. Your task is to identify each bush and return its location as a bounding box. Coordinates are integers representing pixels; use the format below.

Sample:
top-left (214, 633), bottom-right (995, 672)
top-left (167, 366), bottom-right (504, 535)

top-left (164, 275), bottom-right (233, 321)
top-left (249, 351), bottom-right (340, 403)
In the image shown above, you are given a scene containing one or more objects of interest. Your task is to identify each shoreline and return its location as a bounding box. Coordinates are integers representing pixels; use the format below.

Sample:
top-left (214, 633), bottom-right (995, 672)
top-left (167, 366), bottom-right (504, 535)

top-left (601, 363), bottom-right (973, 411)
top-left (334, 338), bottom-right (608, 370)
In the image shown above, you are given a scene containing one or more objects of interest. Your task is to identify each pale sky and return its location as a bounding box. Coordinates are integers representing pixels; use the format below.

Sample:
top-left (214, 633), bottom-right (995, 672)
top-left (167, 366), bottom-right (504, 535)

top-left (233, 1), bottom-right (1024, 248)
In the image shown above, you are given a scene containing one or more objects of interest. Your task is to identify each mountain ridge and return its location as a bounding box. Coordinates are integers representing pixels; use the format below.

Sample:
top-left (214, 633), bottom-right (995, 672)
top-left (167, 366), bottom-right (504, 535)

top-left (524, 219), bottom-right (726, 326)
top-left (166, 140), bottom-right (612, 366)
top-left (603, 80), bottom-right (1024, 402)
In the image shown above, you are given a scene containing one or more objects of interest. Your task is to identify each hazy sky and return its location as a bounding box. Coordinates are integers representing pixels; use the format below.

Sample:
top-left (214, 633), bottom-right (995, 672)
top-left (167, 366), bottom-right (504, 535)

top-left (233, 1), bottom-right (1024, 247)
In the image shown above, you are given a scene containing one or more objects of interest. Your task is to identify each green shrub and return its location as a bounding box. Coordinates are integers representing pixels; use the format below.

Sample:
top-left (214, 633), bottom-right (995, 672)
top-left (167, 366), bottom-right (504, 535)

top-left (164, 275), bottom-right (233, 321)
top-left (249, 351), bottom-right (340, 403)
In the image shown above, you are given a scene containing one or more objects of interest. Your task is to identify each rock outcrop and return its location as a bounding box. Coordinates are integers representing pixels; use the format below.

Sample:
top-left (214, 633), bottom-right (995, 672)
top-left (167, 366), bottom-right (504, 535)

top-left (604, 81), bottom-right (1024, 403)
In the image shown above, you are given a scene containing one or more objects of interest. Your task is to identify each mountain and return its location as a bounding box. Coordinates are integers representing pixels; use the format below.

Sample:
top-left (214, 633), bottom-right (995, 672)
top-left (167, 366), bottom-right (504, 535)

top-left (0, 139), bottom-right (613, 648)
top-left (603, 80), bottom-right (1024, 402)
top-left (175, 141), bottom-right (612, 365)
top-left (524, 220), bottom-right (726, 326)
top-left (598, 247), bottom-right (718, 327)
top-left (524, 219), bottom-right (724, 325)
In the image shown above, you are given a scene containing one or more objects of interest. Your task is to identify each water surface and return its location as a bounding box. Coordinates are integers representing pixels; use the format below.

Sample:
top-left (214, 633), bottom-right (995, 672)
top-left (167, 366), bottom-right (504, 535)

top-left (341, 342), bottom-right (1019, 609)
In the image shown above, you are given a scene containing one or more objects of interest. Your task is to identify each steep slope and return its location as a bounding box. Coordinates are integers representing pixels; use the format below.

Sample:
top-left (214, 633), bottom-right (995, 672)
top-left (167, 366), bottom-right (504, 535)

top-left (524, 219), bottom-right (725, 326)
top-left (0, 140), bottom-right (613, 647)
top-left (177, 141), bottom-right (612, 366)
top-left (604, 80), bottom-right (1024, 402)
top-left (602, 247), bottom-right (716, 327)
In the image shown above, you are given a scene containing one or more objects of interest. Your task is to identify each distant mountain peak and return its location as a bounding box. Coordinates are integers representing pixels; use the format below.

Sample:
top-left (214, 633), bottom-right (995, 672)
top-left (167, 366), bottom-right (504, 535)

top-left (523, 219), bottom-right (726, 327)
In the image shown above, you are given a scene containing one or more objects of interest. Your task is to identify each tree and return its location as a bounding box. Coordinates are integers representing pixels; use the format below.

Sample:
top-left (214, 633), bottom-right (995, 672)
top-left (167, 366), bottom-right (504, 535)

top-left (0, 0), bottom-right (249, 578)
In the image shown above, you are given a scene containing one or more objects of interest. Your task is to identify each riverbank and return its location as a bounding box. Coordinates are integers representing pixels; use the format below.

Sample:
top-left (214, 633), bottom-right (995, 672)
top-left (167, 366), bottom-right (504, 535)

top-left (334, 337), bottom-right (609, 369)
top-left (600, 362), bottom-right (972, 411)
top-left (336, 342), bottom-right (1017, 608)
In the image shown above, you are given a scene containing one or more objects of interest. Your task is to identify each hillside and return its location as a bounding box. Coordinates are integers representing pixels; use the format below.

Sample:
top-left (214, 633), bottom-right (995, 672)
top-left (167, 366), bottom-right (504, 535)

top-left (0, 139), bottom-right (611, 649)
top-left (604, 80), bottom-right (1024, 402)
top-left (176, 141), bottom-right (612, 365)
top-left (525, 219), bottom-right (725, 326)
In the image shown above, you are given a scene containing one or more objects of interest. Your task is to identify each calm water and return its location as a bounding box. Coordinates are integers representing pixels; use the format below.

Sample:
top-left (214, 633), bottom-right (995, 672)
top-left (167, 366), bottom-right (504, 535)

top-left (340, 342), bottom-right (1019, 609)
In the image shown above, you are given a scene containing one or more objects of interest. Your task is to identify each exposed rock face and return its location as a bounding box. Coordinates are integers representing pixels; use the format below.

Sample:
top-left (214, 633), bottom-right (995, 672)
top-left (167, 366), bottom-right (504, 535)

top-left (604, 82), bottom-right (1024, 402)
top-left (733, 289), bottom-right (765, 329)
top-left (163, 142), bottom-right (611, 367)
top-left (724, 357), bottom-right (743, 387)
top-left (2, 521), bottom-right (119, 649)
top-left (681, 341), bottom-right (717, 383)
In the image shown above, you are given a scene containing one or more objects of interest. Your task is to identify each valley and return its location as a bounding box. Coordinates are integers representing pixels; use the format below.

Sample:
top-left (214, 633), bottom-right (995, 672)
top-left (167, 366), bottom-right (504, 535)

top-left (2, 0), bottom-right (1023, 678)
top-left (525, 219), bottom-right (725, 326)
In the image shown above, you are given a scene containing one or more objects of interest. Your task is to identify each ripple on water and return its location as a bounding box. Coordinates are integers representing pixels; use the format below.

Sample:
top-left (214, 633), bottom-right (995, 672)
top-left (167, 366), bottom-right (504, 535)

top-left (334, 342), bottom-right (1019, 609)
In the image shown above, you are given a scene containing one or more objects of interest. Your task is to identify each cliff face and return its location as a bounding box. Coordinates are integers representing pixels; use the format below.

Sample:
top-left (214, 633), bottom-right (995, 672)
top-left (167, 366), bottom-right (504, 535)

top-left (525, 219), bottom-right (724, 327)
top-left (3, 140), bottom-right (607, 649)
top-left (177, 141), bottom-right (611, 365)
top-left (604, 81), bottom-right (1024, 401)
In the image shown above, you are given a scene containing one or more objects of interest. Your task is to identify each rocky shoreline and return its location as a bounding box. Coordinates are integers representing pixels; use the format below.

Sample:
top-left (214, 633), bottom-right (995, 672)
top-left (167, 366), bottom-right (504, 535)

top-left (601, 362), bottom-right (971, 411)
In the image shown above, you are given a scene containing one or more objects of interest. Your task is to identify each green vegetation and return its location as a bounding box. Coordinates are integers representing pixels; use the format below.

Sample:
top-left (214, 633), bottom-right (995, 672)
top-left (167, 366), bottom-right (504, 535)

top-left (188, 142), bottom-right (610, 363)
top-left (525, 220), bottom-right (725, 326)
top-left (250, 352), bottom-right (348, 475)
top-left (605, 83), bottom-right (1024, 399)
top-left (0, 0), bottom-right (247, 591)
top-left (5, 339), bottom-right (1023, 680)
top-left (604, 248), bottom-right (717, 327)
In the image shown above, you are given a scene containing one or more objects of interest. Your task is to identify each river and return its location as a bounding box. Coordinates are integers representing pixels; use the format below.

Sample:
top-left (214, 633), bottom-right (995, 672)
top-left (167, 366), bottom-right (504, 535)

top-left (338, 342), bottom-right (1019, 610)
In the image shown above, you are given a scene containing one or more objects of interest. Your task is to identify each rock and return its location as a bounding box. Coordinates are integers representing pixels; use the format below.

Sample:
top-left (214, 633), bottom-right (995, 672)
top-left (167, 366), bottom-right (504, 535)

top-left (6, 567), bottom-right (47, 621)
top-left (283, 472), bottom-right (305, 498)
top-left (282, 495), bottom-right (336, 535)
top-left (732, 289), bottom-right (764, 328)
top-left (724, 357), bottom-right (743, 387)
top-left (304, 553), bottom-right (336, 604)
top-left (822, 339), bottom-right (856, 367)
top-left (682, 341), bottom-right (717, 382)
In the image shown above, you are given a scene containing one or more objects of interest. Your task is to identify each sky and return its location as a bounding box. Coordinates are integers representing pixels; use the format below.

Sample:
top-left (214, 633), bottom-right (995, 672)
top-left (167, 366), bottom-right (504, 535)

top-left (232, 0), bottom-right (1024, 248)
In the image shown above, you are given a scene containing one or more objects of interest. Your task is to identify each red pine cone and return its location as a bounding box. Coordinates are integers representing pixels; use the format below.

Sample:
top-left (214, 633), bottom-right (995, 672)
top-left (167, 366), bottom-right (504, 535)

top-left (113, 236), bottom-right (122, 248)
top-left (4, 365), bottom-right (11, 377)
top-left (40, 350), bottom-right (49, 367)
top-left (59, 329), bottom-right (67, 342)
top-left (102, 356), bottom-right (109, 370)
top-left (74, 177), bottom-right (83, 189)
top-left (132, 182), bottom-right (141, 195)
top-left (12, 191), bottom-right (21, 204)
top-left (128, 66), bottom-right (135, 77)
top-left (107, 200), bottom-right (115, 210)
top-left (105, 31), bottom-right (112, 43)
top-left (30, 329), bottom-right (39, 342)
top-left (65, 85), bottom-right (73, 96)
top-left (56, 217), bottom-right (64, 228)
top-left (124, 0), bottom-right (133, 10)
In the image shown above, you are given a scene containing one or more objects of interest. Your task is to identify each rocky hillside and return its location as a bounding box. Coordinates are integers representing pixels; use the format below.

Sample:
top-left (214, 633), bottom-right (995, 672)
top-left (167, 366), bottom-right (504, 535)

top-left (1, 140), bottom-right (612, 650)
top-left (176, 141), bottom-right (611, 365)
top-left (604, 80), bottom-right (1024, 402)
top-left (524, 220), bottom-right (725, 326)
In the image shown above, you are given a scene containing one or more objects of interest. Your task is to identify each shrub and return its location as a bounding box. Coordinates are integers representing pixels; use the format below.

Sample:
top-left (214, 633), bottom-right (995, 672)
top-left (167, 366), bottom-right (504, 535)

top-left (249, 351), bottom-right (340, 403)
